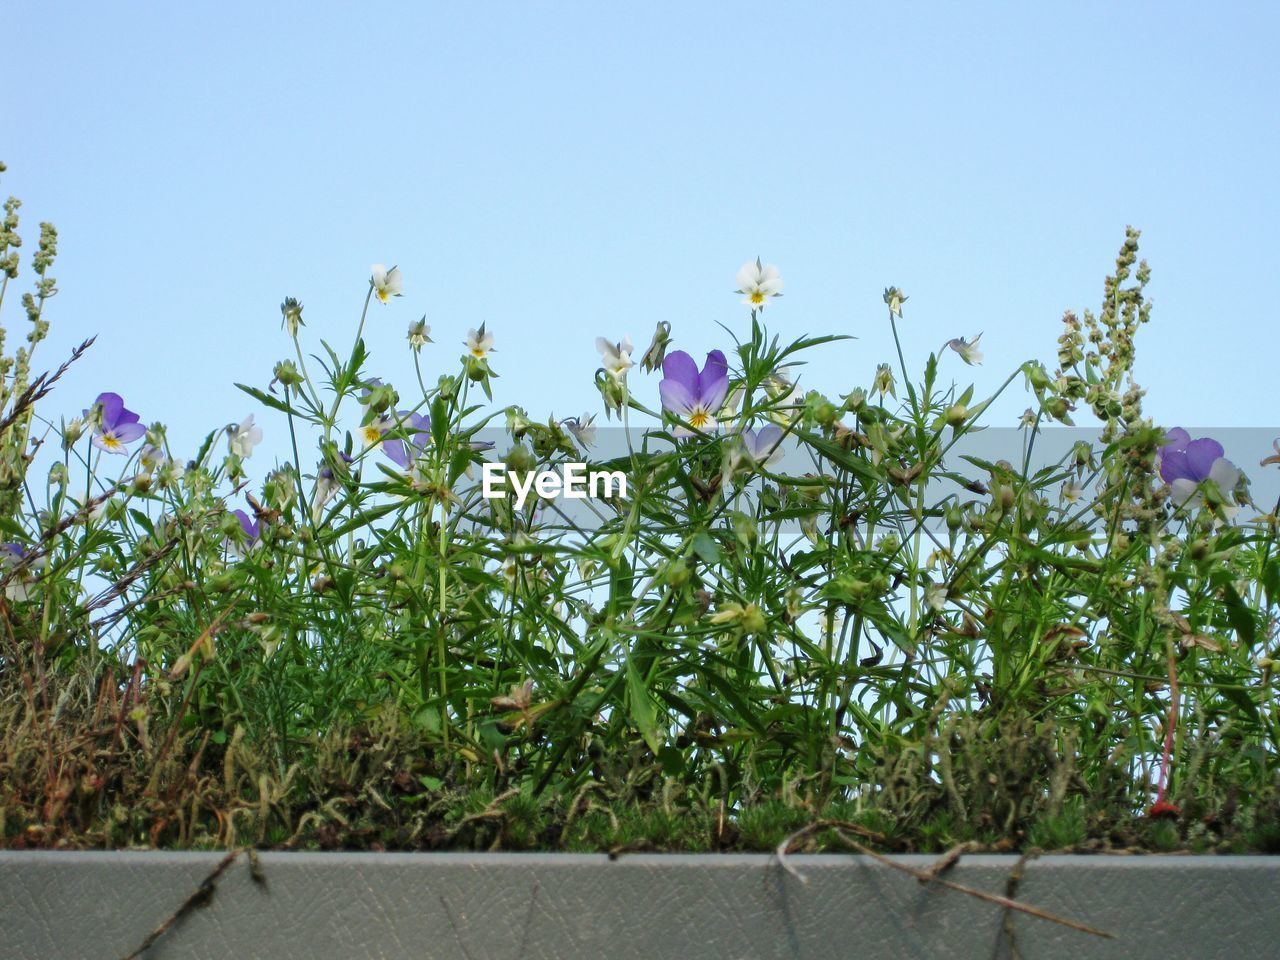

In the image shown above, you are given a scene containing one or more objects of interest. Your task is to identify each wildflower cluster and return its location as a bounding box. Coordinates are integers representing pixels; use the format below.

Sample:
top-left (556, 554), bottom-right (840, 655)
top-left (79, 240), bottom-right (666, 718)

top-left (2, 163), bottom-right (1277, 854)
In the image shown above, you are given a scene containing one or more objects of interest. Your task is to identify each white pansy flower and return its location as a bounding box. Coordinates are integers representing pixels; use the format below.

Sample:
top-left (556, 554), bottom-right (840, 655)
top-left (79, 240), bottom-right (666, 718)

top-left (945, 333), bottom-right (984, 365)
top-left (564, 413), bottom-right (597, 448)
top-left (227, 415), bottom-right (264, 458)
top-left (596, 336), bottom-right (634, 380)
top-left (407, 317), bottom-right (432, 350)
top-left (1170, 459), bottom-right (1242, 515)
top-left (371, 264), bottom-right (403, 304)
top-left (359, 414), bottom-right (393, 449)
top-left (466, 327), bottom-right (496, 360)
top-left (735, 258), bottom-right (783, 309)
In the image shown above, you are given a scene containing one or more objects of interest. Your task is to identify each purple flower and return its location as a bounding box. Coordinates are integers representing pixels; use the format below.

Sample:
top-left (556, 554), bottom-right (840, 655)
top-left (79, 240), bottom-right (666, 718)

top-left (659, 350), bottom-right (730, 434)
top-left (1158, 428), bottom-right (1241, 510)
top-left (85, 392), bottom-right (145, 455)
top-left (381, 412), bottom-right (432, 468)
top-left (313, 453), bottom-right (355, 521)
top-left (1, 542), bottom-right (39, 601)
top-left (232, 509), bottom-right (260, 545)
top-left (741, 425), bottom-right (785, 467)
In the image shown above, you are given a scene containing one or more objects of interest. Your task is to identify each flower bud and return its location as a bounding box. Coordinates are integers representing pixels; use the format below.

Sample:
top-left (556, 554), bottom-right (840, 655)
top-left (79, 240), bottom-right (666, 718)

top-left (61, 416), bottom-right (85, 449)
top-left (663, 558), bottom-right (691, 588)
top-left (843, 388), bottom-right (867, 415)
top-left (731, 511), bottom-right (758, 550)
top-left (1043, 396), bottom-right (1075, 425)
top-left (504, 443), bottom-right (536, 475)
top-left (943, 402), bottom-right (968, 427)
top-left (280, 297), bottom-right (304, 336)
top-left (873, 363), bottom-right (896, 398)
top-left (640, 321), bottom-right (672, 373)
top-left (807, 392), bottom-right (839, 428)
top-left (506, 405), bottom-right (532, 438)
top-left (1024, 361), bottom-right (1052, 393)
top-left (272, 359), bottom-right (303, 394)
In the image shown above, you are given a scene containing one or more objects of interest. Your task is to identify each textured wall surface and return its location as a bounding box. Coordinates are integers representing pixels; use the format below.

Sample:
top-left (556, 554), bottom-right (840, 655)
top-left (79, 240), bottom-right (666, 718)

top-left (1, 852), bottom-right (1277, 960)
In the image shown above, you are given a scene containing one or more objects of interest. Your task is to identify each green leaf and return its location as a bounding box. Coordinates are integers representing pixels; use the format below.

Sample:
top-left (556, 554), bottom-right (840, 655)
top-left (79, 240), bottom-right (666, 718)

top-left (128, 509), bottom-right (154, 537)
top-left (430, 397), bottom-right (449, 450)
top-left (626, 656), bottom-right (662, 754)
top-left (192, 428), bottom-right (218, 466)
top-left (478, 719), bottom-right (506, 752)
top-left (691, 531), bottom-right (719, 565)
top-left (657, 745), bottom-right (685, 776)
top-left (1212, 572), bottom-right (1257, 648)
top-left (235, 382), bottom-right (294, 417)
top-left (448, 449), bottom-right (473, 486)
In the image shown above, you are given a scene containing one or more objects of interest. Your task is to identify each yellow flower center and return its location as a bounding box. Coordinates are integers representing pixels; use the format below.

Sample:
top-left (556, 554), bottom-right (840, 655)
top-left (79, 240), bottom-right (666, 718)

top-left (688, 410), bottom-right (711, 430)
top-left (100, 434), bottom-right (123, 452)
top-left (376, 288), bottom-right (390, 303)
top-left (750, 291), bottom-right (766, 305)
top-left (361, 425), bottom-right (383, 446)
top-left (470, 347), bottom-right (488, 359)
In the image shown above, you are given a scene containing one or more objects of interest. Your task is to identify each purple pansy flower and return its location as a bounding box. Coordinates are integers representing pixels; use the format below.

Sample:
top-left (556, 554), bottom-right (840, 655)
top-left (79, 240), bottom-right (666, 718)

top-left (740, 425), bottom-right (785, 467)
top-left (232, 509), bottom-right (261, 545)
top-left (1, 542), bottom-right (40, 601)
top-left (1158, 428), bottom-right (1241, 510)
top-left (313, 452), bottom-right (355, 521)
top-left (659, 350), bottom-right (730, 435)
top-left (225, 509), bottom-right (261, 559)
top-left (381, 412), bottom-right (433, 469)
top-left (84, 392), bottom-right (145, 455)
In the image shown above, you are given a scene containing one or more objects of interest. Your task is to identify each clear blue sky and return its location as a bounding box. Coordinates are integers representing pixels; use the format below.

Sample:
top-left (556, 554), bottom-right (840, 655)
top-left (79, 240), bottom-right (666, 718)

top-left (6, 2), bottom-right (1279, 481)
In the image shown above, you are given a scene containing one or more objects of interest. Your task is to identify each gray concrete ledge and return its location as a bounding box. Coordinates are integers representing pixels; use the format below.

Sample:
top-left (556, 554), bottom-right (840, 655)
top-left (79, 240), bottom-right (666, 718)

top-left (1, 852), bottom-right (1277, 960)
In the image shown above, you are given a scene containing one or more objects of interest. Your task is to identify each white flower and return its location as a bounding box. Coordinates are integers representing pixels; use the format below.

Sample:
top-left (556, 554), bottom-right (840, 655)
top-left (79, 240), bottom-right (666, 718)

top-left (1170, 459), bottom-right (1242, 515)
top-left (565, 413), bottom-right (597, 448)
top-left (313, 472), bottom-right (341, 523)
top-left (407, 317), bottom-right (432, 350)
top-left (595, 336), bottom-right (634, 380)
top-left (1061, 480), bottom-right (1086, 504)
top-left (923, 581), bottom-right (948, 613)
top-left (945, 333), bottom-right (984, 365)
top-left (75, 491), bottom-right (108, 522)
top-left (1, 546), bottom-right (45, 602)
top-left (767, 384), bottom-right (805, 426)
top-left (371, 264), bottom-right (403, 304)
top-left (139, 444), bottom-right (167, 472)
top-left (720, 388), bottom-right (744, 420)
top-left (466, 327), bottom-right (495, 360)
top-left (227, 415), bottom-right (264, 458)
top-left (359, 414), bottom-right (393, 448)
top-left (735, 258), bottom-right (783, 309)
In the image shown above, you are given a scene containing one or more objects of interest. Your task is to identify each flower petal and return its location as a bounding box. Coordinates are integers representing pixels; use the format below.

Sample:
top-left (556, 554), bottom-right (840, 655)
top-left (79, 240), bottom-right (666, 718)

top-left (382, 438), bottom-right (408, 468)
top-left (1161, 427), bottom-right (1192, 453)
top-left (113, 422), bottom-right (146, 443)
top-left (659, 377), bottom-right (696, 417)
top-left (697, 350), bottom-right (730, 411)
top-left (1184, 438), bottom-right (1225, 481)
top-left (661, 351), bottom-right (700, 394)
top-left (1170, 477), bottom-right (1200, 507)
top-left (1159, 450), bottom-right (1194, 484)
top-left (95, 392), bottom-right (124, 427)
top-left (1208, 457), bottom-right (1241, 492)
